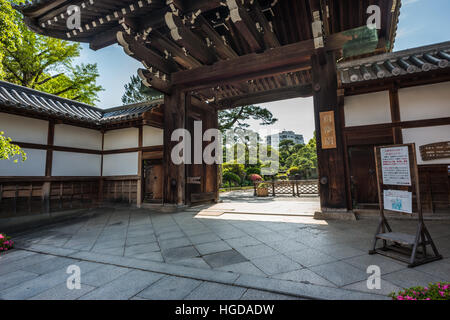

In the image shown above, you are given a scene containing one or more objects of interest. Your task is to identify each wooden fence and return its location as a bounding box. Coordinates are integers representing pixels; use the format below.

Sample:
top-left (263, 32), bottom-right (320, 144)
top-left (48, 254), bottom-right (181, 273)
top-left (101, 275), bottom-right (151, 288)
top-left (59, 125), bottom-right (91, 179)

top-left (254, 180), bottom-right (319, 197)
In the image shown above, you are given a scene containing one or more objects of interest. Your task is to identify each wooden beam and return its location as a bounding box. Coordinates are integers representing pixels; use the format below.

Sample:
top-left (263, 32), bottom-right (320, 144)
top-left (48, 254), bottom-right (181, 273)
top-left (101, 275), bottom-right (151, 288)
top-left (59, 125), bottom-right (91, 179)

top-left (216, 85), bottom-right (313, 109)
top-left (250, 1), bottom-right (280, 48)
top-left (196, 15), bottom-right (238, 60)
top-left (389, 87), bottom-right (403, 144)
top-left (165, 12), bottom-right (217, 65)
top-left (117, 31), bottom-right (178, 75)
top-left (226, 0), bottom-right (264, 52)
top-left (138, 68), bottom-right (172, 95)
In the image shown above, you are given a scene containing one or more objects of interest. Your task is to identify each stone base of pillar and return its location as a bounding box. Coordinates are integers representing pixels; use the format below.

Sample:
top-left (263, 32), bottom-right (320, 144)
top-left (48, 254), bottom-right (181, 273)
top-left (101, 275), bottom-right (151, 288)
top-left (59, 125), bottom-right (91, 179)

top-left (314, 210), bottom-right (357, 221)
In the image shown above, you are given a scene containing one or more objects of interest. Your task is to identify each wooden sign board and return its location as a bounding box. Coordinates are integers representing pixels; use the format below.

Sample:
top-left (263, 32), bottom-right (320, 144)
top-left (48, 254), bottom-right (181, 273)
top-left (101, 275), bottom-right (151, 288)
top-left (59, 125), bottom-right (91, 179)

top-left (319, 111), bottom-right (337, 149)
top-left (370, 144), bottom-right (442, 267)
top-left (420, 141), bottom-right (450, 161)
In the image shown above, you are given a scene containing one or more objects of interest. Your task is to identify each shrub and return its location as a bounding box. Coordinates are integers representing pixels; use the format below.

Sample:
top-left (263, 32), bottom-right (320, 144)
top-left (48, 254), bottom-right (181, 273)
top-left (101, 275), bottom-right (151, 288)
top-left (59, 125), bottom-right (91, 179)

top-left (0, 233), bottom-right (14, 252)
top-left (246, 167), bottom-right (261, 176)
top-left (222, 171), bottom-right (241, 186)
top-left (389, 282), bottom-right (450, 300)
top-left (257, 183), bottom-right (270, 189)
top-left (248, 174), bottom-right (263, 182)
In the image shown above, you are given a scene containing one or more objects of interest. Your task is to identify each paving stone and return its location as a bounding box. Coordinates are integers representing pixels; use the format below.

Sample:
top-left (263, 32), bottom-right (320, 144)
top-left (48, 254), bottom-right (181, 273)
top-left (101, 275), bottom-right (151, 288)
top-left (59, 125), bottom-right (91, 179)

top-left (157, 231), bottom-right (185, 241)
top-left (240, 289), bottom-right (300, 300)
top-left (203, 250), bottom-right (248, 268)
top-left (284, 248), bottom-right (337, 267)
top-left (81, 264), bottom-right (131, 287)
top-left (162, 246), bottom-right (200, 262)
top-left (92, 246), bottom-right (125, 256)
top-left (172, 257), bottom-right (211, 269)
top-left (125, 251), bottom-right (164, 262)
top-left (414, 260), bottom-right (450, 280)
top-left (0, 250), bottom-right (37, 264)
top-left (185, 282), bottom-right (246, 300)
top-left (225, 236), bottom-right (262, 249)
top-left (216, 262), bottom-right (266, 276)
top-left (318, 244), bottom-right (366, 260)
top-left (266, 240), bottom-right (308, 254)
top-left (124, 242), bottom-right (161, 256)
top-left (125, 235), bottom-right (157, 246)
top-left (0, 270), bottom-right (39, 291)
top-left (272, 269), bottom-right (336, 287)
top-left (195, 241), bottom-right (231, 255)
top-left (138, 276), bottom-right (202, 300)
top-left (159, 237), bottom-right (192, 250)
top-left (235, 244), bottom-right (278, 260)
top-left (189, 233), bottom-right (222, 245)
top-left (251, 254), bottom-right (301, 276)
top-left (342, 279), bottom-right (402, 297)
top-left (29, 283), bottom-right (96, 300)
top-left (310, 261), bottom-right (370, 287)
top-left (0, 260), bottom-right (96, 300)
top-left (343, 254), bottom-right (406, 274)
top-left (80, 270), bottom-right (164, 300)
top-left (383, 268), bottom-right (444, 289)
top-left (0, 252), bottom-right (56, 276)
top-left (21, 256), bottom-right (77, 275)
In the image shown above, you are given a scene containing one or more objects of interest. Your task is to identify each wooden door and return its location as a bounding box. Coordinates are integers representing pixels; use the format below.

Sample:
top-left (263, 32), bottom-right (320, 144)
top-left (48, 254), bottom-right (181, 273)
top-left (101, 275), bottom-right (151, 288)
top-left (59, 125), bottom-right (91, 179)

top-left (144, 162), bottom-right (163, 202)
top-left (348, 146), bottom-right (379, 207)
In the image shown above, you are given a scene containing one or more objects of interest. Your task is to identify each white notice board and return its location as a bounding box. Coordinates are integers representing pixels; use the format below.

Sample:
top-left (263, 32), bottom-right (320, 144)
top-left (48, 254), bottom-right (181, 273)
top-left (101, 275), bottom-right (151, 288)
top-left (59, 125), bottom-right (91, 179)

top-left (380, 146), bottom-right (411, 186)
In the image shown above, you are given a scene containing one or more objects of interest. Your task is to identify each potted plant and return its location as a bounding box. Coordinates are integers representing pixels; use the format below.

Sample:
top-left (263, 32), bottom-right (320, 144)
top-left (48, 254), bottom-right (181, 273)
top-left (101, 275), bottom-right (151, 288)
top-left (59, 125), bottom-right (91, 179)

top-left (256, 183), bottom-right (270, 197)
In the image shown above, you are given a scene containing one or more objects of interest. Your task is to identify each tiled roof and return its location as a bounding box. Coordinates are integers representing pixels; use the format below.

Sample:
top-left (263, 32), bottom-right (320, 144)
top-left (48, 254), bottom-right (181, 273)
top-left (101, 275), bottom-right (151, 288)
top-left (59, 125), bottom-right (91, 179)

top-left (0, 80), bottom-right (162, 125)
top-left (338, 42), bottom-right (450, 84)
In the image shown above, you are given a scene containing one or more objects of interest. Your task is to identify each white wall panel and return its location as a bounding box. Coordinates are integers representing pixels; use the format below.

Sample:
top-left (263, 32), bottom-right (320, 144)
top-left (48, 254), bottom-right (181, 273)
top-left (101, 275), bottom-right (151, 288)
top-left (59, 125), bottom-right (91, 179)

top-left (344, 91), bottom-right (391, 127)
top-left (54, 124), bottom-right (102, 150)
top-left (399, 82), bottom-right (450, 121)
top-left (143, 126), bottom-right (163, 147)
top-left (103, 128), bottom-right (138, 150)
top-left (52, 151), bottom-right (101, 176)
top-left (0, 148), bottom-right (46, 176)
top-left (0, 113), bottom-right (48, 144)
top-left (102, 152), bottom-right (138, 176)
top-left (402, 125), bottom-right (450, 165)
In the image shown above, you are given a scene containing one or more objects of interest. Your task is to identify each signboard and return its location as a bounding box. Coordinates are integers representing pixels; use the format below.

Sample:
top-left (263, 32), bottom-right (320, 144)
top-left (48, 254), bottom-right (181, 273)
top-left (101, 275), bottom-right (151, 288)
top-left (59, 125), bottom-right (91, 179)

top-left (380, 146), bottom-right (411, 186)
top-left (320, 111), bottom-right (336, 149)
top-left (383, 189), bottom-right (413, 214)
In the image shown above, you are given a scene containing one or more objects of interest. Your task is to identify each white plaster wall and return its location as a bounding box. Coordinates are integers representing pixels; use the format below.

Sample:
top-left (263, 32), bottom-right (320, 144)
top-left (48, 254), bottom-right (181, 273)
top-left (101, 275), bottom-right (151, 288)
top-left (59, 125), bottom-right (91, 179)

top-left (103, 128), bottom-right (138, 150)
top-left (344, 91), bottom-right (391, 127)
top-left (0, 112), bottom-right (48, 144)
top-left (0, 148), bottom-right (46, 176)
top-left (143, 126), bottom-right (163, 147)
top-left (52, 151), bottom-right (101, 176)
top-left (399, 82), bottom-right (450, 121)
top-left (54, 124), bottom-right (102, 150)
top-left (402, 125), bottom-right (450, 165)
top-left (102, 152), bottom-right (138, 176)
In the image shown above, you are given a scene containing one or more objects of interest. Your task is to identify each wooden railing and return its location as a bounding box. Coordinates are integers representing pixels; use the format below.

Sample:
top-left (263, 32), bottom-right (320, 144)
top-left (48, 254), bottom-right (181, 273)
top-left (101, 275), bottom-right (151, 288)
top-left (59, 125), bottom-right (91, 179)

top-left (254, 180), bottom-right (319, 197)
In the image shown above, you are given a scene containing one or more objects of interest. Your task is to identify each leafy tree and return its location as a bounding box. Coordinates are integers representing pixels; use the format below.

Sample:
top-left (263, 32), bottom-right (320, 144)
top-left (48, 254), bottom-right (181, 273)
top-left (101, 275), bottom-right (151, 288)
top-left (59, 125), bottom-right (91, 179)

top-left (0, 0), bottom-right (19, 77)
top-left (0, 0), bottom-right (103, 104)
top-left (219, 105), bottom-right (277, 132)
top-left (0, 131), bottom-right (26, 163)
top-left (121, 75), bottom-right (163, 104)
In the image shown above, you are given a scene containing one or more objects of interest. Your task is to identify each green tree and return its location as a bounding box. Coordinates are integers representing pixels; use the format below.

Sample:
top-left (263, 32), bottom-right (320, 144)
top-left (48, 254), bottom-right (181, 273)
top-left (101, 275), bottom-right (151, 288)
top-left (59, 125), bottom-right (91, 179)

top-left (219, 105), bottom-right (277, 132)
top-left (0, 0), bottom-right (103, 104)
top-left (121, 75), bottom-right (163, 104)
top-left (0, 131), bottom-right (26, 163)
top-left (0, 0), bottom-right (20, 77)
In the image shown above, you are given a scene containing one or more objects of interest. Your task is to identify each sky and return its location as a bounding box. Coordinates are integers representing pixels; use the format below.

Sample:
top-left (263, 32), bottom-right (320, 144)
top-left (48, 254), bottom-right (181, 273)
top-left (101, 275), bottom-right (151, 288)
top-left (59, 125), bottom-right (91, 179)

top-left (74, 0), bottom-right (450, 143)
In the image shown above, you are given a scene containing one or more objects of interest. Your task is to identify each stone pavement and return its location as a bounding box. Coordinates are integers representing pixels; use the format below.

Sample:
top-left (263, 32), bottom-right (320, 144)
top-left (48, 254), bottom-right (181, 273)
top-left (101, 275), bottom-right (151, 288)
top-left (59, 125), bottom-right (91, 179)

top-left (1, 204), bottom-right (449, 300)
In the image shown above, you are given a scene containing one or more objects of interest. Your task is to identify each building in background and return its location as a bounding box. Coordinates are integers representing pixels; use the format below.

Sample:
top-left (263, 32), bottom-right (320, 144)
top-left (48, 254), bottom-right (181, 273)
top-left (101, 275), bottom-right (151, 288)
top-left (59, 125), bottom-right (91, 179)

top-left (266, 130), bottom-right (305, 146)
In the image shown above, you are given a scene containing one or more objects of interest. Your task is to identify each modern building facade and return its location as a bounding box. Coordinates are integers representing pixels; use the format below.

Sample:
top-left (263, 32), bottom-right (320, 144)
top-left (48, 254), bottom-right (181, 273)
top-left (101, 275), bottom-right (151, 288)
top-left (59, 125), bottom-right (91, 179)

top-left (266, 131), bottom-right (305, 146)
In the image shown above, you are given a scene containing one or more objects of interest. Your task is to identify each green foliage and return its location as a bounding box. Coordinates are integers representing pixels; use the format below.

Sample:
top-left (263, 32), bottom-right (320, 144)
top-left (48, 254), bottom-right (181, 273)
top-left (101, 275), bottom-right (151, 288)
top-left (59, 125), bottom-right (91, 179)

top-left (219, 105), bottom-right (277, 132)
top-left (280, 133), bottom-right (318, 179)
top-left (257, 183), bottom-right (270, 190)
top-left (0, 0), bottom-right (103, 104)
top-left (121, 75), bottom-right (163, 104)
top-left (0, 0), bottom-right (20, 77)
top-left (0, 131), bottom-right (26, 163)
top-left (287, 166), bottom-right (301, 176)
top-left (245, 167), bottom-right (261, 176)
top-left (389, 282), bottom-right (450, 300)
top-left (222, 171), bottom-right (241, 186)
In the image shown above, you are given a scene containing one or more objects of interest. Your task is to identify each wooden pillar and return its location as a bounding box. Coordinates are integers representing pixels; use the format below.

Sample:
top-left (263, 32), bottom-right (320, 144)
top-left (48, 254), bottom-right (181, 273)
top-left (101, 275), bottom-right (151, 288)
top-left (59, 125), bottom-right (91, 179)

top-left (42, 121), bottom-right (54, 213)
top-left (312, 52), bottom-right (349, 211)
top-left (389, 87), bottom-right (403, 144)
top-left (163, 87), bottom-right (186, 205)
top-left (98, 131), bottom-right (104, 203)
top-left (137, 126), bottom-right (143, 208)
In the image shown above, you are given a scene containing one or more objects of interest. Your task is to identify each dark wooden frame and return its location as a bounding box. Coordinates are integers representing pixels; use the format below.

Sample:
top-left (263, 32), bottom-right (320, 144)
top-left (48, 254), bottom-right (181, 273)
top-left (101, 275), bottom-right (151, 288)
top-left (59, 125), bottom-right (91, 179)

top-left (369, 143), bottom-right (442, 268)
